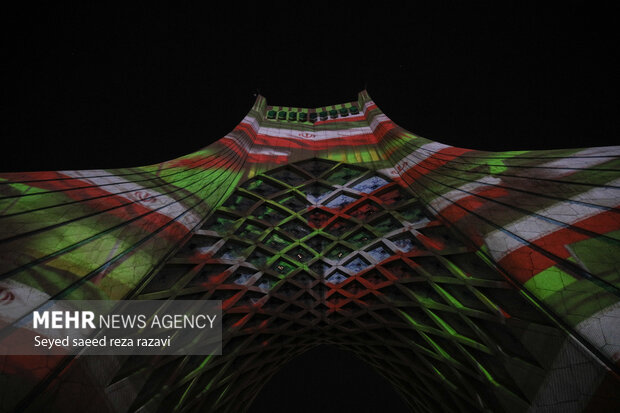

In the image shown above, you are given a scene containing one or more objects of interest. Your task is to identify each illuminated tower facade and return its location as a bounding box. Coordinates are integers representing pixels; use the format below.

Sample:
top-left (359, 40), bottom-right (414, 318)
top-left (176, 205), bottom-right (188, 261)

top-left (1, 91), bottom-right (619, 412)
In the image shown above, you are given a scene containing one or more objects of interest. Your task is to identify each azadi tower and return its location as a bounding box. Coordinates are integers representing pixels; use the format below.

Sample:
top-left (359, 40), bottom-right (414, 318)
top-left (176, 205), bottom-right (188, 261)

top-left (0, 91), bottom-right (619, 412)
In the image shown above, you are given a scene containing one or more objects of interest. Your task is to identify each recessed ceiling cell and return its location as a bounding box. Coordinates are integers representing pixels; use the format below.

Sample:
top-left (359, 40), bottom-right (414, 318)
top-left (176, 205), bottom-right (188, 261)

top-left (325, 194), bottom-right (357, 209)
top-left (230, 269), bottom-right (257, 285)
top-left (375, 186), bottom-right (407, 206)
top-left (351, 175), bottom-right (389, 193)
top-left (201, 212), bottom-right (239, 234)
top-left (417, 226), bottom-right (464, 250)
top-left (272, 259), bottom-right (296, 275)
top-left (344, 256), bottom-right (371, 273)
top-left (274, 193), bottom-right (310, 212)
top-left (263, 231), bottom-right (292, 251)
top-left (343, 280), bottom-right (364, 295)
top-left (305, 234), bottom-right (332, 253)
top-left (325, 217), bottom-right (356, 237)
top-left (280, 219), bottom-right (312, 238)
top-left (236, 290), bottom-right (267, 307)
top-left (262, 296), bottom-right (287, 311)
top-left (286, 245), bottom-right (314, 263)
top-left (347, 200), bottom-right (382, 222)
top-left (326, 272), bottom-right (348, 284)
top-left (252, 204), bottom-right (287, 225)
top-left (346, 229), bottom-right (375, 248)
top-left (302, 182), bottom-right (333, 204)
top-left (325, 243), bottom-right (353, 262)
top-left (267, 167), bottom-right (308, 187)
top-left (309, 260), bottom-right (330, 276)
top-left (255, 274), bottom-right (281, 291)
top-left (241, 177), bottom-right (283, 197)
top-left (290, 271), bottom-right (316, 286)
top-left (367, 244), bottom-right (392, 263)
top-left (383, 259), bottom-right (416, 279)
top-left (389, 233), bottom-right (418, 253)
top-left (275, 283), bottom-right (300, 298)
top-left (296, 291), bottom-right (319, 310)
top-left (368, 214), bottom-right (403, 235)
top-left (324, 165), bottom-right (365, 185)
top-left (294, 158), bottom-right (337, 177)
top-left (303, 208), bottom-right (333, 228)
top-left (222, 192), bottom-right (258, 210)
top-left (177, 235), bottom-right (219, 257)
top-left (235, 221), bottom-right (266, 240)
top-left (215, 240), bottom-right (249, 260)
top-left (397, 203), bottom-right (430, 224)
top-left (247, 248), bottom-right (271, 268)
top-left (360, 269), bottom-right (388, 285)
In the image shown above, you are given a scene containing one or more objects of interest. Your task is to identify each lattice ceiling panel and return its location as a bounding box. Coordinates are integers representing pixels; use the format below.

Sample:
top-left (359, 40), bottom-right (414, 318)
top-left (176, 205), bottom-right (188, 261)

top-left (122, 160), bottom-right (563, 412)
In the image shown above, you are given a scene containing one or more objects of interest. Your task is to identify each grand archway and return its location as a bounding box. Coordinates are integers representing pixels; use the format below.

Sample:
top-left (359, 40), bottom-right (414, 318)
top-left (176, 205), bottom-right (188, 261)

top-left (120, 159), bottom-right (565, 412)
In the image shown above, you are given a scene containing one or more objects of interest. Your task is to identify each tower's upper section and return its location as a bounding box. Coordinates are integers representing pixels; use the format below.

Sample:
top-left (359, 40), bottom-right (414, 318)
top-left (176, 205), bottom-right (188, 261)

top-left (172, 90), bottom-right (409, 179)
top-left (244, 91), bottom-right (396, 152)
top-left (249, 90), bottom-right (392, 141)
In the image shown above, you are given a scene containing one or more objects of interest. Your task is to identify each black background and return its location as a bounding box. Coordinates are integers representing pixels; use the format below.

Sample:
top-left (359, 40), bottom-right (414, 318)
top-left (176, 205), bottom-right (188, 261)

top-left (4, 2), bottom-right (619, 173)
top-left (3, 2), bottom-right (619, 412)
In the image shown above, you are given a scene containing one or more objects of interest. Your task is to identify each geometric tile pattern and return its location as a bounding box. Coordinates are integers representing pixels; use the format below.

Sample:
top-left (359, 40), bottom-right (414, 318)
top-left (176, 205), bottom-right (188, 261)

top-left (124, 160), bottom-right (576, 412)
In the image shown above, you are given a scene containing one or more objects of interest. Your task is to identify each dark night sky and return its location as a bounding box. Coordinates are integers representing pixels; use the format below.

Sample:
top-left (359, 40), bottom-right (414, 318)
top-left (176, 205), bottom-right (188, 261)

top-left (3, 3), bottom-right (619, 412)
top-left (5, 2), bottom-right (619, 174)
